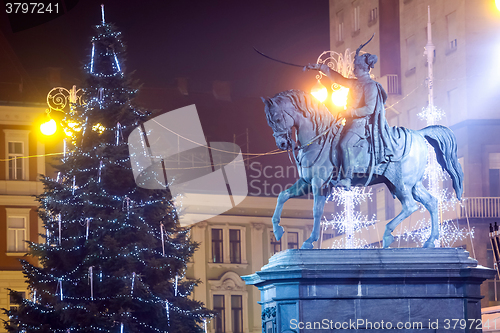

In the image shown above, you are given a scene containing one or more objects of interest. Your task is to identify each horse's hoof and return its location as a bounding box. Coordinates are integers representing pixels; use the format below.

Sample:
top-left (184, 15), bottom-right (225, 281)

top-left (382, 235), bottom-right (394, 248)
top-left (273, 226), bottom-right (284, 241)
top-left (423, 239), bottom-right (436, 248)
top-left (301, 242), bottom-right (314, 249)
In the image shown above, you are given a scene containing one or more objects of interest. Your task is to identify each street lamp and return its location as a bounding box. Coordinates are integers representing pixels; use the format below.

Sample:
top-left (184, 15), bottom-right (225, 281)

top-left (41, 85), bottom-right (84, 136)
top-left (40, 118), bottom-right (57, 136)
top-left (310, 49), bottom-right (355, 109)
top-left (311, 80), bottom-right (328, 102)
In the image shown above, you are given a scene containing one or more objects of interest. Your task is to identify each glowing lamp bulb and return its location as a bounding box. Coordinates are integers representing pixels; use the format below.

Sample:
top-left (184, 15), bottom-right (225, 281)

top-left (331, 86), bottom-right (349, 108)
top-left (311, 80), bottom-right (327, 102)
top-left (496, 0), bottom-right (500, 11)
top-left (40, 118), bottom-right (57, 136)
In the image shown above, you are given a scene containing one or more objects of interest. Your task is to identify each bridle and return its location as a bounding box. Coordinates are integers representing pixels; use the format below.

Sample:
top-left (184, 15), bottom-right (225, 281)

top-left (270, 106), bottom-right (331, 168)
top-left (270, 108), bottom-right (296, 165)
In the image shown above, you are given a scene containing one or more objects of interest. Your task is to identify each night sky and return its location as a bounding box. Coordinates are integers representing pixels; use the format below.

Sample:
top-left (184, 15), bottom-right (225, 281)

top-left (1, 0), bottom-right (330, 191)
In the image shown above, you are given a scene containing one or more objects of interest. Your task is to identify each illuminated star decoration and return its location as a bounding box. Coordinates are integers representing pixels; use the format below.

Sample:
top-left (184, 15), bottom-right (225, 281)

top-left (322, 187), bottom-right (377, 249)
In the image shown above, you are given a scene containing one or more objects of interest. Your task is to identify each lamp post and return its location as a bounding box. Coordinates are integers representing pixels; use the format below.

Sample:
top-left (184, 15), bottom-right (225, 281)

top-left (310, 49), bottom-right (356, 108)
top-left (41, 85), bottom-right (84, 136)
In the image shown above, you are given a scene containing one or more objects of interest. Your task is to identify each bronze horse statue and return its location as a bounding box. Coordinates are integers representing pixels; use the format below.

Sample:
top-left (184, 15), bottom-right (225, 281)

top-left (262, 90), bottom-right (463, 249)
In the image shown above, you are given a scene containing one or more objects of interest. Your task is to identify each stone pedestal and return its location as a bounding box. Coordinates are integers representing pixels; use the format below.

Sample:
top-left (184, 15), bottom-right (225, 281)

top-left (242, 248), bottom-right (495, 333)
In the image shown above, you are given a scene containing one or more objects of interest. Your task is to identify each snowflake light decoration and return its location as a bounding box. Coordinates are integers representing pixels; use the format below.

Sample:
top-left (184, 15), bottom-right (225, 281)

top-left (396, 218), bottom-right (473, 248)
top-left (322, 187), bottom-right (377, 249)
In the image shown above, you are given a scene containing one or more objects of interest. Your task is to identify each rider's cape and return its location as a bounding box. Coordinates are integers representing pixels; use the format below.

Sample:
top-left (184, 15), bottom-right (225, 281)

top-left (371, 82), bottom-right (411, 165)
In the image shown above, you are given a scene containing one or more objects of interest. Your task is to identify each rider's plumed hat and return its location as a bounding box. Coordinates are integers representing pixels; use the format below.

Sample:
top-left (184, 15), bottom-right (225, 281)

top-left (355, 34), bottom-right (377, 69)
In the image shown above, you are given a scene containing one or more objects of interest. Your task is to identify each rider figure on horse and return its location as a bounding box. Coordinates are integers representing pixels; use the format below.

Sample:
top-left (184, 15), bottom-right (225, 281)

top-left (307, 36), bottom-right (405, 189)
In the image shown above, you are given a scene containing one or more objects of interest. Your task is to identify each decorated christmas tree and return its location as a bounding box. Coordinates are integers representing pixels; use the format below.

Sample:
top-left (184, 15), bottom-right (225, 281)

top-left (3, 7), bottom-right (210, 333)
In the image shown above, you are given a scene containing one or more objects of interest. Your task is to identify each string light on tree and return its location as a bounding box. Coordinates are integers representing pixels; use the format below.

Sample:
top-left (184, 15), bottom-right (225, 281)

top-left (4, 5), bottom-right (212, 333)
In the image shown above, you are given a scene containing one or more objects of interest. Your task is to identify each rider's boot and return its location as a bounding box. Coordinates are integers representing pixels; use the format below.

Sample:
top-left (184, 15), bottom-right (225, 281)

top-left (338, 151), bottom-right (353, 190)
top-left (337, 177), bottom-right (352, 189)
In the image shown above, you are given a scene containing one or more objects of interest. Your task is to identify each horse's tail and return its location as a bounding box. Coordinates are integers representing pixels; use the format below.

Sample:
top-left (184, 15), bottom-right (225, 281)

top-left (418, 125), bottom-right (463, 200)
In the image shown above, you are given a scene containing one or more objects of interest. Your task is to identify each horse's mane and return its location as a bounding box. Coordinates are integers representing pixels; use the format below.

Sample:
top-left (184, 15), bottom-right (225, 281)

top-left (271, 90), bottom-right (338, 135)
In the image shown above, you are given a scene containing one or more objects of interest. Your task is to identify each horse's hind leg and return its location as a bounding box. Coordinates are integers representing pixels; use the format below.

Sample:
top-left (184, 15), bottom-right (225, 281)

top-left (382, 187), bottom-right (419, 248)
top-left (272, 178), bottom-right (310, 241)
top-left (412, 181), bottom-right (439, 248)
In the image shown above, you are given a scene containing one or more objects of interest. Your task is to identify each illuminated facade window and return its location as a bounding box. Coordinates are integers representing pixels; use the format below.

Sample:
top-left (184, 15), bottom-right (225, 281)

top-left (406, 35), bottom-right (416, 72)
top-left (446, 11), bottom-right (457, 51)
top-left (9, 291), bottom-right (25, 311)
top-left (212, 229), bottom-right (223, 263)
top-left (209, 225), bottom-right (247, 265)
top-left (229, 229), bottom-right (241, 264)
top-left (213, 294), bottom-right (225, 333)
top-left (3, 129), bottom-right (30, 181)
top-left (231, 295), bottom-right (243, 333)
top-left (8, 142), bottom-right (23, 180)
top-left (209, 272), bottom-right (248, 333)
top-left (336, 10), bottom-right (344, 42)
top-left (288, 232), bottom-right (299, 249)
top-left (352, 2), bottom-right (360, 32)
top-left (6, 209), bottom-right (30, 253)
top-left (270, 231), bottom-right (281, 255)
top-left (369, 7), bottom-right (378, 23)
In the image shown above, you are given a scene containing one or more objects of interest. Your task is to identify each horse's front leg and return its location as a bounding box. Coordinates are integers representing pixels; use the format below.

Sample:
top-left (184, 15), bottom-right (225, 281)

top-left (272, 178), bottom-right (310, 241)
top-left (302, 177), bottom-right (326, 249)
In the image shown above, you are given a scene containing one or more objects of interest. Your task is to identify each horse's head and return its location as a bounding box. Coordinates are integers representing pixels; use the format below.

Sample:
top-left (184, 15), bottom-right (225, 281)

top-left (261, 96), bottom-right (295, 150)
top-left (262, 90), bottom-right (342, 152)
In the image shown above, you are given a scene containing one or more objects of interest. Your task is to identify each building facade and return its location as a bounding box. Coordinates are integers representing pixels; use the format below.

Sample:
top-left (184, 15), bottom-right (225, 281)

top-left (0, 103), bottom-right (47, 331)
top-left (184, 195), bottom-right (336, 333)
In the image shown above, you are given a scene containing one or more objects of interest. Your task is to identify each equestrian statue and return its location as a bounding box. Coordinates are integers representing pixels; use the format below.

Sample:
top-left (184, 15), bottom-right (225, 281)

top-left (261, 37), bottom-right (463, 249)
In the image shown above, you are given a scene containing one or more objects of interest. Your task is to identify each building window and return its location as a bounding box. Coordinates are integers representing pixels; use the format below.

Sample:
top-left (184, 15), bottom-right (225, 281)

top-left (8, 142), bottom-right (24, 180)
top-left (336, 10), bottom-right (344, 42)
top-left (213, 295), bottom-right (225, 333)
top-left (9, 291), bottom-right (26, 311)
top-left (4, 130), bottom-right (30, 181)
top-left (209, 272), bottom-right (248, 333)
top-left (7, 216), bottom-right (27, 252)
top-left (446, 11), bottom-right (457, 51)
top-left (352, 3), bottom-right (360, 32)
top-left (288, 232), bottom-right (299, 249)
top-left (231, 295), bottom-right (243, 333)
top-left (406, 35), bottom-right (416, 72)
top-left (212, 229), bottom-right (223, 263)
top-left (209, 226), bottom-right (247, 265)
top-left (229, 229), bottom-right (241, 263)
top-left (270, 231), bottom-right (281, 255)
top-left (369, 7), bottom-right (378, 23)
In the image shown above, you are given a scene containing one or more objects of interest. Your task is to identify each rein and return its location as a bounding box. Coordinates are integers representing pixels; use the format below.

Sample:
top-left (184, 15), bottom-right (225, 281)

top-left (294, 129), bottom-right (330, 169)
top-left (294, 128), bottom-right (330, 151)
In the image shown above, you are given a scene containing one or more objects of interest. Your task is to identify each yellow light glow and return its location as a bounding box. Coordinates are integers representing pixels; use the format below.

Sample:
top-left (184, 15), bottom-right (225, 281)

top-left (331, 86), bottom-right (349, 108)
top-left (92, 123), bottom-right (105, 134)
top-left (67, 121), bottom-right (82, 132)
top-left (496, 0), bottom-right (500, 11)
top-left (40, 118), bottom-right (57, 136)
top-left (64, 121), bottom-right (82, 137)
top-left (311, 80), bottom-right (328, 102)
